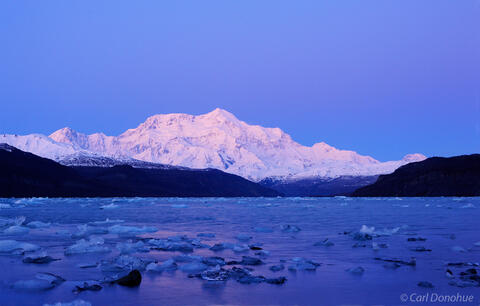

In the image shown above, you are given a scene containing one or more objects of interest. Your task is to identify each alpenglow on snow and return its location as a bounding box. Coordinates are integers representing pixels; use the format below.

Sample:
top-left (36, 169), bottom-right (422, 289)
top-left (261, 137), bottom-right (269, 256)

top-left (1, 108), bottom-right (425, 181)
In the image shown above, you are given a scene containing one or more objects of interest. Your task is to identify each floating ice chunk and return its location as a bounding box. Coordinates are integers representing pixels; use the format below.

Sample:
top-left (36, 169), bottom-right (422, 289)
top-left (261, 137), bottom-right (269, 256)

top-left (197, 266), bottom-right (230, 281)
top-left (171, 204), bottom-right (188, 208)
top-left (461, 203), bottom-right (475, 208)
top-left (72, 224), bottom-right (108, 238)
top-left (149, 239), bottom-right (195, 253)
top-left (359, 225), bottom-right (375, 235)
top-left (4, 225), bottom-right (30, 235)
top-left (26, 221), bottom-right (51, 228)
top-left (351, 232), bottom-right (373, 241)
top-left (116, 240), bottom-right (150, 254)
top-left (346, 266), bottom-right (365, 275)
top-left (202, 256), bottom-right (226, 266)
top-left (77, 262), bottom-right (98, 269)
top-left (14, 272), bottom-right (65, 291)
top-left (73, 282), bottom-right (102, 293)
top-left (44, 299), bottom-right (92, 306)
top-left (0, 203), bottom-right (11, 209)
top-left (100, 203), bottom-right (118, 209)
top-left (375, 226), bottom-right (403, 236)
top-left (451, 246), bottom-right (467, 253)
top-left (101, 255), bottom-right (148, 272)
top-left (0, 240), bottom-right (40, 253)
top-left (197, 233), bottom-right (215, 238)
top-left (209, 242), bottom-right (247, 253)
top-left (13, 279), bottom-right (54, 291)
top-left (174, 254), bottom-right (203, 263)
top-left (270, 264), bottom-right (285, 272)
top-left (410, 246), bottom-right (431, 252)
top-left (108, 225), bottom-right (158, 237)
top-left (255, 250), bottom-right (269, 258)
top-left (65, 237), bottom-right (110, 255)
top-left (146, 259), bottom-right (178, 272)
top-left (314, 239), bottom-right (334, 247)
top-left (280, 225), bottom-right (301, 233)
top-left (374, 257), bottom-right (416, 266)
top-left (35, 272), bottom-right (65, 286)
top-left (233, 244), bottom-right (249, 253)
top-left (23, 252), bottom-right (60, 264)
top-left (209, 243), bottom-right (230, 252)
top-left (254, 227), bottom-right (273, 233)
top-left (288, 257), bottom-right (320, 271)
top-left (474, 242), bottom-right (480, 247)
top-left (240, 256), bottom-right (264, 266)
top-left (235, 234), bottom-right (252, 241)
top-left (180, 262), bottom-right (208, 273)
top-left (88, 218), bottom-right (124, 226)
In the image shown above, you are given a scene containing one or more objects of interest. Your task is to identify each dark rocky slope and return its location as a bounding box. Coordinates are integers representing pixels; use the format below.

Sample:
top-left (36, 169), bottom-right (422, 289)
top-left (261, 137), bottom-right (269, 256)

top-left (0, 144), bottom-right (279, 197)
top-left (352, 154), bottom-right (480, 197)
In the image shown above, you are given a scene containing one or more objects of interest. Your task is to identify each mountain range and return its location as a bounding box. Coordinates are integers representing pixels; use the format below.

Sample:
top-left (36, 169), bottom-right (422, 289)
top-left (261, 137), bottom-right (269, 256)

top-left (1, 108), bottom-right (426, 182)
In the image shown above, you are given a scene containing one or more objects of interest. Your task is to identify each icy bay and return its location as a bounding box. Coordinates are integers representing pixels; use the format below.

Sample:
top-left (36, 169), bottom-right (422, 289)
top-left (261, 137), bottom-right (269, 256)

top-left (0, 197), bottom-right (479, 305)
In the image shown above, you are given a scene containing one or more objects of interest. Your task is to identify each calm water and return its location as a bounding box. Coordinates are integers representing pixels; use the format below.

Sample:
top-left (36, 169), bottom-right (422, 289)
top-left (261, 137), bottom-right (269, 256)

top-left (0, 197), bottom-right (479, 306)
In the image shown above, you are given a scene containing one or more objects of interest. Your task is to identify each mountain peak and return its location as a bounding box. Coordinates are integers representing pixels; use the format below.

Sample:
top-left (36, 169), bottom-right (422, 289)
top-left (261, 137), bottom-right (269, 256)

top-left (202, 108), bottom-right (239, 122)
top-left (50, 127), bottom-right (77, 137)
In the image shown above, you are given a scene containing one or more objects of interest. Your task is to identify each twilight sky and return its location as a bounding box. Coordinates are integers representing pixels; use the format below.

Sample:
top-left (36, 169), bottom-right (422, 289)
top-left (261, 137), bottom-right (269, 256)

top-left (0, 1), bottom-right (479, 161)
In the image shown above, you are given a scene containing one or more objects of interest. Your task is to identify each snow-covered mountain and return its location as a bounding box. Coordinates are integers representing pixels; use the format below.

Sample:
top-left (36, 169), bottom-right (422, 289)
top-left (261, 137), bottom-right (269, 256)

top-left (44, 108), bottom-right (426, 181)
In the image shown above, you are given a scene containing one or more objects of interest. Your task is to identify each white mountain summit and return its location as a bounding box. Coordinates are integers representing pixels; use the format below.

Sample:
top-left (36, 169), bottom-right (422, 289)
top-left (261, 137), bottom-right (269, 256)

top-left (1, 109), bottom-right (425, 181)
top-left (45, 108), bottom-right (425, 181)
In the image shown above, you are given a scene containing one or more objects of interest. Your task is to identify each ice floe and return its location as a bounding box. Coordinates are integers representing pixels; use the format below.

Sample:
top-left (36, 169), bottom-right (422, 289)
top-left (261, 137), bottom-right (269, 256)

top-left (26, 221), bottom-right (51, 228)
top-left (146, 259), bottom-right (178, 272)
top-left (288, 257), bottom-right (320, 271)
top-left (23, 252), bottom-right (60, 264)
top-left (180, 262), bottom-right (208, 273)
top-left (72, 224), bottom-right (109, 239)
top-left (65, 237), bottom-right (110, 255)
top-left (12, 272), bottom-right (65, 291)
top-left (3, 225), bottom-right (30, 235)
top-left (314, 239), bottom-right (334, 247)
top-left (43, 299), bottom-right (92, 306)
top-left (116, 240), bottom-right (150, 254)
top-left (346, 266), bottom-right (365, 275)
top-left (280, 225), bottom-right (301, 233)
top-left (101, 255), bottom-right (148, 273)
top-left (88, 218), bottom-right (124, 226)
top-left (0, 239), bottom-right (41, 254)
top-left (108, 225), bottom-right (158, 237)
top-left (100, 203), bottom-right (118, 209)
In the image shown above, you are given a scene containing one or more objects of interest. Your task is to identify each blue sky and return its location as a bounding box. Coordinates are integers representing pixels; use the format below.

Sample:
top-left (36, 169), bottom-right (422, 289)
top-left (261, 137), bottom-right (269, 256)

top-left (0, 1), bottom-right (479, 161)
